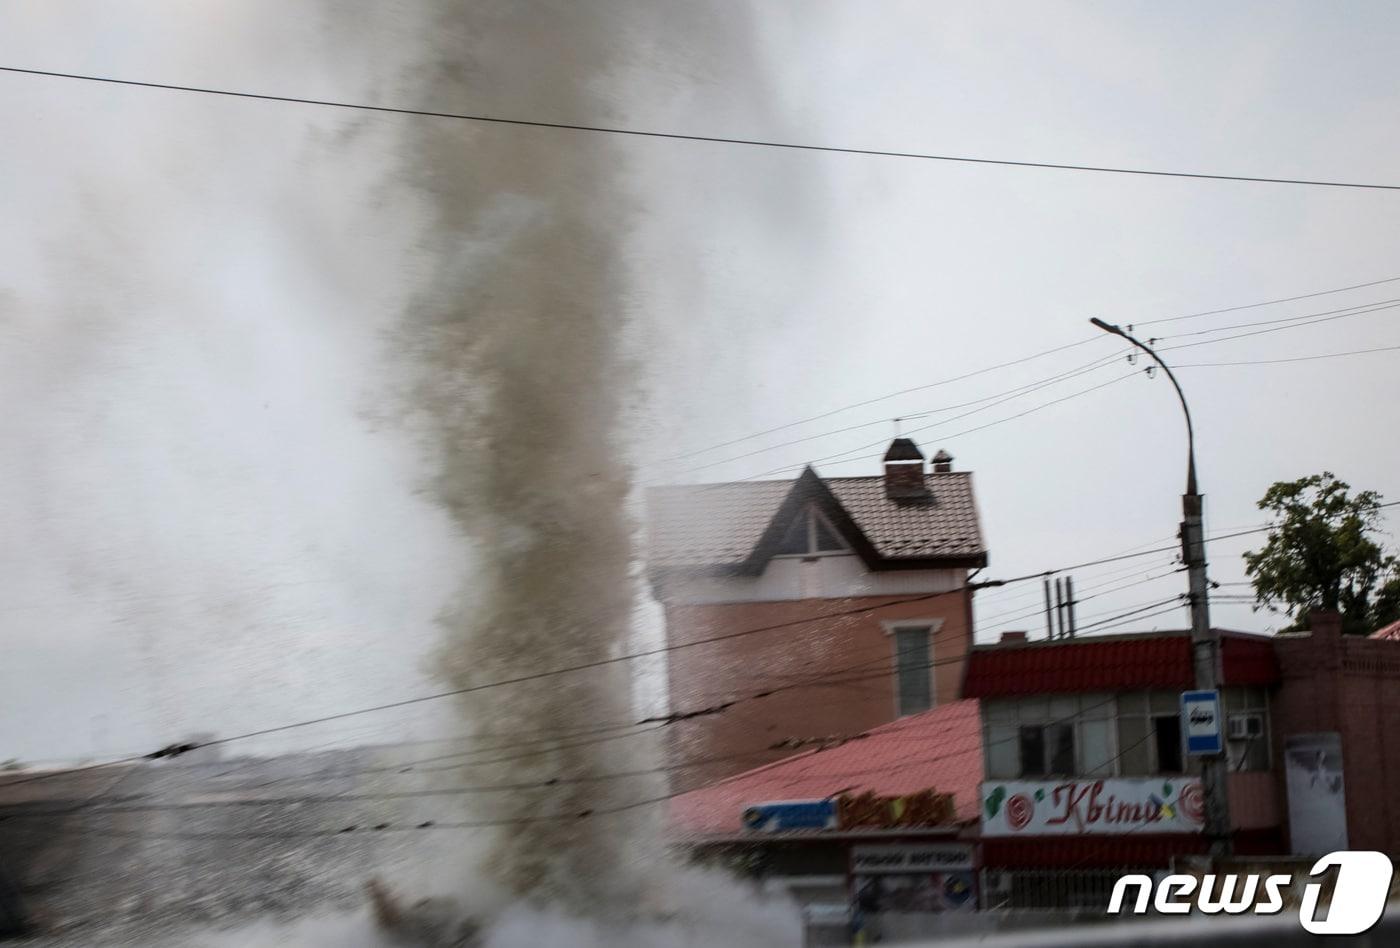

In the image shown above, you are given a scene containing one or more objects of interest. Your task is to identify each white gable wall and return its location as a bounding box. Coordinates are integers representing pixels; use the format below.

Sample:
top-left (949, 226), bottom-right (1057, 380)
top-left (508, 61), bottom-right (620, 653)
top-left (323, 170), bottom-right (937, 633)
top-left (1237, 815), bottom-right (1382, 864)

top-left (657, 553), bottom-right (966, 605)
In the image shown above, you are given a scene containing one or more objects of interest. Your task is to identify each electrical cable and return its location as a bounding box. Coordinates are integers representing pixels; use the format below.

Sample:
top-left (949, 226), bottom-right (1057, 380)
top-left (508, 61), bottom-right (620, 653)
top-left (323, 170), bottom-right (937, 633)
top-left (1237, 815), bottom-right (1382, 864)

top-left (1136, 274), bottom-right (1400, 327)
top-left (5, 66), bottom-right (1399, 191)
top-left (1175, 343), bottom-right (1400, 369)
top-left (10, 511), bottom-right (1395, 792)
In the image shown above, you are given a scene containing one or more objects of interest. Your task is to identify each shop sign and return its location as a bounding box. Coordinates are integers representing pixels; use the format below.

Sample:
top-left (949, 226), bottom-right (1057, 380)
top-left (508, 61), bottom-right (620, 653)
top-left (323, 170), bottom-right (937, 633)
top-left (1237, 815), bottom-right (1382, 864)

top-left (1181, 690), bottom-right (1223, 756)
top-left (741, 799), bottom-right (837, 832)
top-left (743, 789), bottom-right (956, 833)
top-left (981, 778), bottom-right (1205, 836)
top-left (836, 788), bottom-right (956, 829)
top-left (852, 843), bottom-right (973, 874)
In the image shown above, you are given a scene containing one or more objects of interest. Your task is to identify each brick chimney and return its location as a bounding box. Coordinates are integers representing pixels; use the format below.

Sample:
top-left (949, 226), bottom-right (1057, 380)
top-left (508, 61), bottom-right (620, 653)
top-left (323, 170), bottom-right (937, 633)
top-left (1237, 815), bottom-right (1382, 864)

top-left (883, 438), bottom-right (928, 500)
top-left (931, 449), bottom-right (953, 473)
top-left (1308, 609), bottom-right (1343, 640)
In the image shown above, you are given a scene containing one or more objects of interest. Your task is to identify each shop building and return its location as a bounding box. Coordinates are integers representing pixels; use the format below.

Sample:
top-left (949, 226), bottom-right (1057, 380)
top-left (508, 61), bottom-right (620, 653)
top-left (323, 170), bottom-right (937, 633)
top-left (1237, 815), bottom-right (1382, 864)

top-left (668, 699), bottom-right (983, 943)
top-left (961, 611), bottom-right (1400, 909)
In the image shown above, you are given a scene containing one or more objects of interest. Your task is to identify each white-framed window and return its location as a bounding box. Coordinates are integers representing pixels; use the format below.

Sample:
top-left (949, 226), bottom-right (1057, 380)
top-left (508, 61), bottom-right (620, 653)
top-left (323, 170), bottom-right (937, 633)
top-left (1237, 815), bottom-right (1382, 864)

top-left (981, 693), bottom-right (1116, 779)
top-left (883, 619), bottom-right (943, 716)
top-left (772, 505), bottom-right (849, 557)
top-left (983, 689), bottom-right (1272, 779)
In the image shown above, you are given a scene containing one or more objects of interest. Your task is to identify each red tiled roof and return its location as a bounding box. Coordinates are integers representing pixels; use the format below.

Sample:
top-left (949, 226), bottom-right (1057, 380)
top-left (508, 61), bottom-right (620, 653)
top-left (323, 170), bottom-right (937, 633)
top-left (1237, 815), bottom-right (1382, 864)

top-left (1372, 619), bottom-right (1400, 641)
top-left (669, 700), bottom-right (983, 837)
top-left (962, 631), bottom-right (1279, 698)
top-left (963, 636), bottom-right (1192, 697)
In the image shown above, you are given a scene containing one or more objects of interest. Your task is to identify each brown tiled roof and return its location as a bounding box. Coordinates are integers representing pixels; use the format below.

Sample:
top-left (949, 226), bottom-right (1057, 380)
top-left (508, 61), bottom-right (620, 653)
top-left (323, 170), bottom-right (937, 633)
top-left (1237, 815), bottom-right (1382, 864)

top-left (645, 470), bottom-right (985, 570)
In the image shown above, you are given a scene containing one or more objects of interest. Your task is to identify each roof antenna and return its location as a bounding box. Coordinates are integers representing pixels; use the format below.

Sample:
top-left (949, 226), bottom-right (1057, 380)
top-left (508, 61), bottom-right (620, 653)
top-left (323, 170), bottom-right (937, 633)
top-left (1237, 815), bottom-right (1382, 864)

top-left (893, 417), bottom-right (902, 437)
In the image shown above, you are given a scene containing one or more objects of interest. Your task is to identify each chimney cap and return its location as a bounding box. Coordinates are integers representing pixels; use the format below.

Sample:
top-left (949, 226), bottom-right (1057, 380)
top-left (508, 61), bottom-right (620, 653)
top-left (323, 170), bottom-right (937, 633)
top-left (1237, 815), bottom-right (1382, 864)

top-left (932, 449), bottom-right (953, 463)
top-left (883, 438), bottom-right (925, 463)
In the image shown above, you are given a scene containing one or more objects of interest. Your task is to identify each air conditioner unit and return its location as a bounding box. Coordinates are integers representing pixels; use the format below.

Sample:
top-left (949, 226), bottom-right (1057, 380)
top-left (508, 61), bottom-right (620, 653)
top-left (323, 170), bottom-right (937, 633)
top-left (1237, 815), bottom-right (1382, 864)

top-left (1227, 713), bottom-right (1264, 740)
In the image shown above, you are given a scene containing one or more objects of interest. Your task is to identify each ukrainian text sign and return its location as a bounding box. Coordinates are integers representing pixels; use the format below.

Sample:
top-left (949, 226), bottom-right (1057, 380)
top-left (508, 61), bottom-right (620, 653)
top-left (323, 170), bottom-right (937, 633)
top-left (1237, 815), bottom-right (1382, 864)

top-left (982, 778), bottom-right (1205, 836)
top-left (852, 843), bottom-right (973, 873)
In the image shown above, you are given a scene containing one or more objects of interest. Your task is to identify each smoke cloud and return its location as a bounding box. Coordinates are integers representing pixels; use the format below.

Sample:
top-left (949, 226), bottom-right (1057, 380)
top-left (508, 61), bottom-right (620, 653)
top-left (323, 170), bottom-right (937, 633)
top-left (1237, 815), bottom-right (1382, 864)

top-left (389, 1), bottom-right (656, 911)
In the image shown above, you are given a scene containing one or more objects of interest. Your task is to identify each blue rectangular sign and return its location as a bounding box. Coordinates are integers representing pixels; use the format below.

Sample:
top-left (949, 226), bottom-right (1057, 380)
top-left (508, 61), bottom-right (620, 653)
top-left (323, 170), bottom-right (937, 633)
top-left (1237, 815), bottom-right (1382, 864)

top-left (741, 799), bottom-right (837, 832)
top-left (1181, 689), bottom-right (1223, 756)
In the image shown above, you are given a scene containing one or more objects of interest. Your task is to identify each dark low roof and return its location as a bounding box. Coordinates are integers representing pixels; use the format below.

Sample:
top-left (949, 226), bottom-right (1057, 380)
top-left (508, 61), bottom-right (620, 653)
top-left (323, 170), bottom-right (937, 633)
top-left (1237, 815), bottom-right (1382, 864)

top-left (646, 466), bottom-right (986, 574)
top-left (961, 630), bottom-right (1280, 697)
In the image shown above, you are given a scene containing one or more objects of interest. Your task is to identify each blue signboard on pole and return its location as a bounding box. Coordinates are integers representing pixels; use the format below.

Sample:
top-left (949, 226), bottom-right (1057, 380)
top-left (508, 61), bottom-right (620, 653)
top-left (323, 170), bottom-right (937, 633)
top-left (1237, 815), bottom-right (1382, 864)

top-left (1181, 690), bottom-right (1223, 756)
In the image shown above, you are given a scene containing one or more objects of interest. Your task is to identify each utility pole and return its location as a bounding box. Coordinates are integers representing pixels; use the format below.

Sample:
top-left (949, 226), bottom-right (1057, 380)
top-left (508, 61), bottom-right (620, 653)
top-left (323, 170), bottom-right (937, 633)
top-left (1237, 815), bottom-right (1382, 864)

top-left (1090, 318), bottom-right (1231, 858)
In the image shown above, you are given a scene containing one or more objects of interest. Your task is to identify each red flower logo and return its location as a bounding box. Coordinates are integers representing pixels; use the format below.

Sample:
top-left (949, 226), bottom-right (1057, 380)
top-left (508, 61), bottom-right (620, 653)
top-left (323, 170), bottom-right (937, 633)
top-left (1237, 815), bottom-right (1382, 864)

top-left (1178, 783), bottom-right (1205, 824)
top-left (1006, 793), bottom-right (1035, 831)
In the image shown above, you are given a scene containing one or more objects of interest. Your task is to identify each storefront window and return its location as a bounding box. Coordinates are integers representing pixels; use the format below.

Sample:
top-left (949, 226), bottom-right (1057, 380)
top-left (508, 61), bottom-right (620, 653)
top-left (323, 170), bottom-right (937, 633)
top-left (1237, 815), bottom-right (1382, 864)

top-left (984, 722), bottom-right (1019, 779)
top-left (981, 694), bottom-right (1113, 778)
top-left (1116, 714), bottom-right (1150, 775)
top-left (1116, 690), bottom-right (1189, 774)
top-left (984, 688), bottom-right (1273, 779)
top-left (1153, 714), bottom-right (1184, 772)
top-left (1079, 718), bottom-right (1114, 775)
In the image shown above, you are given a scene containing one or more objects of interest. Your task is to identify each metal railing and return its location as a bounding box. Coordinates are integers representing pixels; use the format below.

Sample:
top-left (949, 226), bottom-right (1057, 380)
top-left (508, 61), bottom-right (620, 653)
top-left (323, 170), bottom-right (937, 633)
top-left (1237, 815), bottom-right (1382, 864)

top-left (980, 867), bottom-right (1149, 912)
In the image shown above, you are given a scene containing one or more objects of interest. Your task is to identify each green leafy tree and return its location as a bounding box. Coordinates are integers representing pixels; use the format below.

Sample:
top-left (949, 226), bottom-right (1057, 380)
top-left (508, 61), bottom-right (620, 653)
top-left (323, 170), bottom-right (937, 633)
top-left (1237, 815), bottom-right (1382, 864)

top-left (1244, 473), bottom-right (1400, 635)
top-left (1374, 560), bottom-right (1400, 630)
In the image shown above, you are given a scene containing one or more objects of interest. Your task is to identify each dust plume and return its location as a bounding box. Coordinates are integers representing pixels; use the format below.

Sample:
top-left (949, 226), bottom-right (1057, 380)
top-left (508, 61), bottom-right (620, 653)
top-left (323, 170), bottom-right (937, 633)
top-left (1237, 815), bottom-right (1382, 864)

top-left (392, 1), bottom-right (659, 911)
top-left (379, 0), bottom-right (816, 935)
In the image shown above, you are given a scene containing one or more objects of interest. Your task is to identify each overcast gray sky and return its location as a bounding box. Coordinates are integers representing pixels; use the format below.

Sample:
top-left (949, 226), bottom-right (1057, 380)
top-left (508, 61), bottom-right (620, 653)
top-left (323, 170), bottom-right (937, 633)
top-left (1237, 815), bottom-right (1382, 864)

top-left (2, 1), bottom-right (1398, 764)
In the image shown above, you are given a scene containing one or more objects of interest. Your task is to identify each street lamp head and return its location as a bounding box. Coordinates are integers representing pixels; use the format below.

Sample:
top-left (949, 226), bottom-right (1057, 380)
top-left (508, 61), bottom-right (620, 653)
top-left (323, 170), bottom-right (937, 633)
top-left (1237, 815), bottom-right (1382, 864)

top-left (1085, 317), bottom-right (1200, 497)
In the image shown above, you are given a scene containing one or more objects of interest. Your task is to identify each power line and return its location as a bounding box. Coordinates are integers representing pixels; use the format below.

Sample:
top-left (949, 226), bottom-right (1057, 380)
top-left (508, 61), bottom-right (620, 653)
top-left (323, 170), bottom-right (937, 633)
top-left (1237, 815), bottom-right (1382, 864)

top-left (660, 338), bottom-right (1103, 463)
top-left (723, 302), bottom-right (1399, 484)
top-left (976, 567), bottom-right (1185, 635)
top-left (749, 299), bottom-right (1398, 480)
top-left (735, 371), bottom-right (1138, 481)
top-left (81, 587), bottom-right (1204, 798)
top-left (6, 65), bottom-right (1400, 191)
top-left (973, 546), bottom-right (1183, 609)
top-left (6, 698), bottom-right (1122, 839)
top-left (1176, 343), bottom-right (1400, 369)
top-left (666, 280), bottom-right (1400, 479)
top-left (1157, 297), bottom-right (1400, 340)
top-left (1070, 597), bottom-right (1187, 634)
top-left (13, 512), bottom-right (1396, 791)
top-left (1, 748), bottom-right (783, 816)
top-left (975, 563), bottom-right (1178, 625)
top-left (1137, 274), bottom-right (1400, 327)
top-left (1157, 300), bottom-right (1400, 355)
top-left (670, 350), bottom-right (1120, 475)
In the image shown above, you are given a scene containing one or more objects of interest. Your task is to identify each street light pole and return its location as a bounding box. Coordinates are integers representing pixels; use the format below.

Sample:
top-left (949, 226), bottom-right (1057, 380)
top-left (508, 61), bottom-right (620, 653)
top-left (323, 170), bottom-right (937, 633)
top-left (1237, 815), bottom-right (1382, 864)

top-left (1089, 318), bottom-right (1231, 858)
